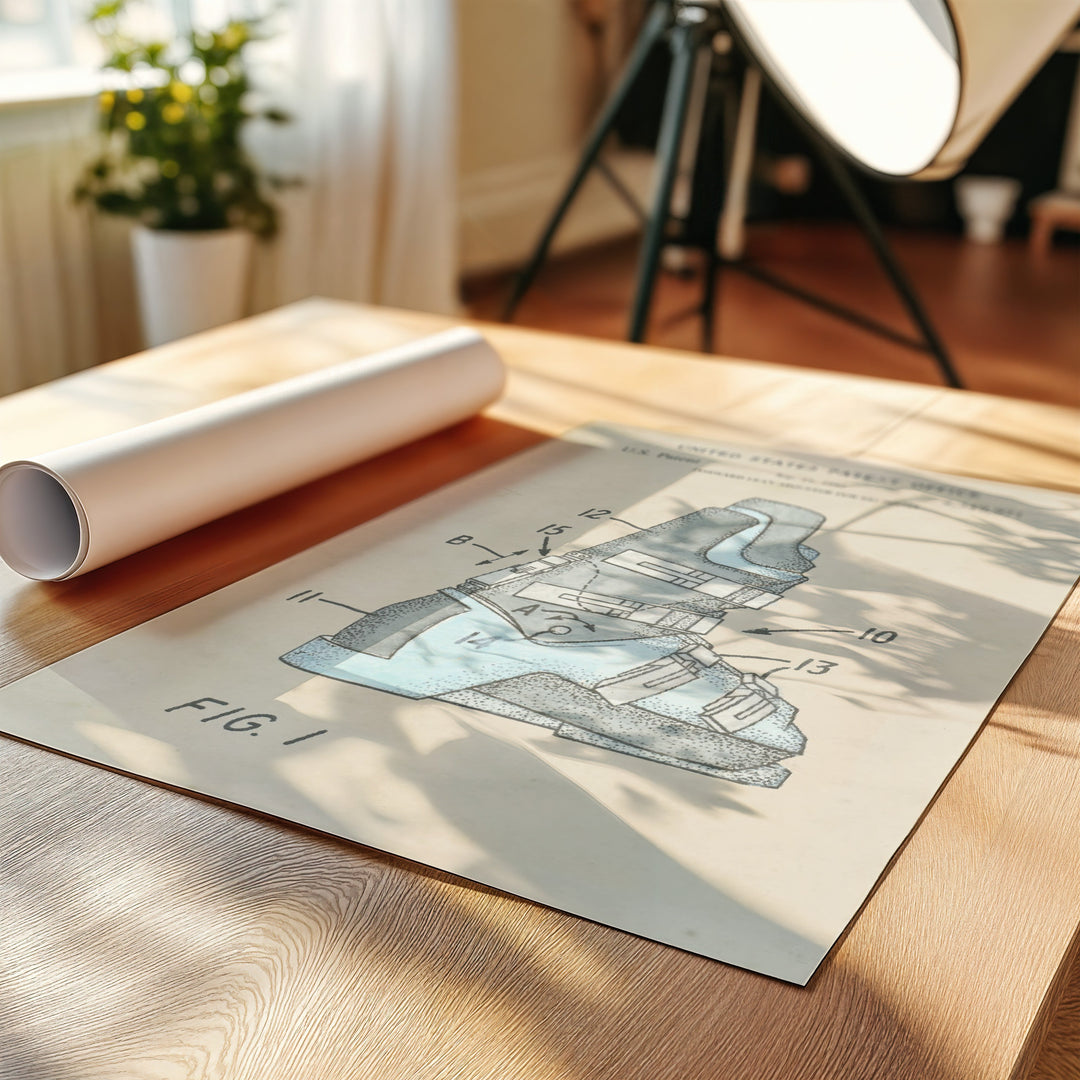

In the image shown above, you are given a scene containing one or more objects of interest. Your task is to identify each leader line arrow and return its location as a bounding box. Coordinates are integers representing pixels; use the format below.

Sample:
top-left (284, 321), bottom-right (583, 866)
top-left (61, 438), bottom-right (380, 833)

top-left (743, 627), bottom-right (855, 637)
top-left (474, 547), bottom-right (530, 565)
top-left (476, 551), bottom-right (529, 565)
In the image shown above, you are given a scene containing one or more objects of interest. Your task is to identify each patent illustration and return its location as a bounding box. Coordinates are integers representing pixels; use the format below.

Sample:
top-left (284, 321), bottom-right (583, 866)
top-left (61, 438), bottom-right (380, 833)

top-left (281, 499), bottom-right (825, 788)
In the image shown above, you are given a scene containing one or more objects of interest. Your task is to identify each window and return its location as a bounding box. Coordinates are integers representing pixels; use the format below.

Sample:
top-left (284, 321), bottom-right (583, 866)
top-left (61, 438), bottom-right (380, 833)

top-left (0, 1), bottom-right (257, 103)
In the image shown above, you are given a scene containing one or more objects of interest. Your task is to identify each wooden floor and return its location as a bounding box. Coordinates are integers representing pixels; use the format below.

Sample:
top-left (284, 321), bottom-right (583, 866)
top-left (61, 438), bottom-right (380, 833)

top-left (466, 222), bottom-right (1080, 408)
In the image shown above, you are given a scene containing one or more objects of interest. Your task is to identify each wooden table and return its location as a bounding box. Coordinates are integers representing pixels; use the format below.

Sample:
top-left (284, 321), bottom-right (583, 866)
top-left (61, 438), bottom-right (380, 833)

top-left (1, 298), bottom-right (1078, 1080)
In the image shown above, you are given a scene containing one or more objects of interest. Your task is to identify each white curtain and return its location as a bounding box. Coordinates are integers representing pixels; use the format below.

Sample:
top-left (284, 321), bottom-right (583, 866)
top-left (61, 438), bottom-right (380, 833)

top-left (0, 98), bottom-right (137, 397)
top-left (251, 0), bottom-right (461, 317)
top-left (0, 0), bottom-right (460, 396)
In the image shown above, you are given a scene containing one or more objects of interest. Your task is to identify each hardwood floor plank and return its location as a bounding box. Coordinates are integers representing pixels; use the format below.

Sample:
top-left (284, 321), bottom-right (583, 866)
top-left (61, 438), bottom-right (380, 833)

top-left (467, 223), bottom-right (1080, 408)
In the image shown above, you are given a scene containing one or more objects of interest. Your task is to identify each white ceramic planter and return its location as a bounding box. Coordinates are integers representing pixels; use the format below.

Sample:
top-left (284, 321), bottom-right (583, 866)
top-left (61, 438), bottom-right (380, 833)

top-left (131, 225), bottom-right (254, 347)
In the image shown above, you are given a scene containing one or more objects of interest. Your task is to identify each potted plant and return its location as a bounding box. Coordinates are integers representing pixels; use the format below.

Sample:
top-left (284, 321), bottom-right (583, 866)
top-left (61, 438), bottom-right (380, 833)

top-left (75, 1), bottom-right (289, 347)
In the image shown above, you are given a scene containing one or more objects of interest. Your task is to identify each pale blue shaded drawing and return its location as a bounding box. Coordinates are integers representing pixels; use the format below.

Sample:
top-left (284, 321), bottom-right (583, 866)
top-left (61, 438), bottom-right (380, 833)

top-left (283, 500), bottom-right (824, 788)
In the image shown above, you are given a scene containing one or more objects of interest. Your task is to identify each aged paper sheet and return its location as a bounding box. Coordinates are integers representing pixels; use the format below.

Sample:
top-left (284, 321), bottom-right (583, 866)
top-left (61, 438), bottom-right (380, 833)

top-left (2, 426), bottom-right (1078, 984)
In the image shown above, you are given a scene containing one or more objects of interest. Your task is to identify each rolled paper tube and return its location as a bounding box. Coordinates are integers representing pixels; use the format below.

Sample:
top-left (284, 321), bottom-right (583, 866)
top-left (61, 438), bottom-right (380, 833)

top-left (0, 327), bottom-right (505, 581)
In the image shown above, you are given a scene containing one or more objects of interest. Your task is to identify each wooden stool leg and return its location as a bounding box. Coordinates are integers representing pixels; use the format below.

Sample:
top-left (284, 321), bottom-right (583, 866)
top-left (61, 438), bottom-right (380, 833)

top-left (1029, 211), bottom-right (1055, 257)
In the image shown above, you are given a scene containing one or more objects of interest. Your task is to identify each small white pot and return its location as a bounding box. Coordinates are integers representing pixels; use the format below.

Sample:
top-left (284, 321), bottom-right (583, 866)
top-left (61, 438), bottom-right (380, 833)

top-left (131, 225), bottom-right (254, 347)
top-left (954, 176), bottom-right (1022, 245)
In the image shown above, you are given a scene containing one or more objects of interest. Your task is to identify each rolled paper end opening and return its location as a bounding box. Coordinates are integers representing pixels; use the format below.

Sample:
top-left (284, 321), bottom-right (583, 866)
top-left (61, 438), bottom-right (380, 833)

top-left (0, 463), bottom-right (86, 581)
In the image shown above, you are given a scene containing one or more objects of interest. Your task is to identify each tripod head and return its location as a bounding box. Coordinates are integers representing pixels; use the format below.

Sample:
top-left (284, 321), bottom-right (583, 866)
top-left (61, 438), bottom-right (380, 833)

top-left (668, 0), bottom-right (726, 24)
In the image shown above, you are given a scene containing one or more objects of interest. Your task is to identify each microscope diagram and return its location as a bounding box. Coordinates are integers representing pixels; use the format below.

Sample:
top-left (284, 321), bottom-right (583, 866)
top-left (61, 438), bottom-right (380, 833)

top-left (281, 498), bottom-right (826, 788)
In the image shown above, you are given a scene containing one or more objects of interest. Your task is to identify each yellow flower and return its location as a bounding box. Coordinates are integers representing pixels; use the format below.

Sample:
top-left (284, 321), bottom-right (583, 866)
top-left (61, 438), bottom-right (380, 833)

top-left (99, 91), bottom-right (115, 111)
top-left (125, 112), bottom-right (146, 131)
top-left (162, 102), bottom-right (185, 124)
top-left (126, 88), bottom-right (144, 104)
top-left (220, 24), bottom-right (246, 50)
top-left (161, 160), bottom-right (180, 178)
top-left (170, 82), bottom-right (193, 103)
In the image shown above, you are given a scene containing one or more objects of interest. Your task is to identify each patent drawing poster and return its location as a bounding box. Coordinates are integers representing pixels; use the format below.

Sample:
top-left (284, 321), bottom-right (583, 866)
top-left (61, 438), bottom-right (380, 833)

top-left (3, 426), bottom-right (1080, 985)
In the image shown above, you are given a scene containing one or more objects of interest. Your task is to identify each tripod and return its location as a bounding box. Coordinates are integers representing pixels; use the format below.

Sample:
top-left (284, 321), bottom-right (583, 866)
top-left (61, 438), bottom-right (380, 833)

top-left (502, 0), bottom-right (964, 390)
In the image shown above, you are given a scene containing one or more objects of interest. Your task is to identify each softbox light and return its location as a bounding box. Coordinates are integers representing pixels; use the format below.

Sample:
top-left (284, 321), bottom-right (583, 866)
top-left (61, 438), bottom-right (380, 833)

top-left (724, 0), bottom-right (1080, 179)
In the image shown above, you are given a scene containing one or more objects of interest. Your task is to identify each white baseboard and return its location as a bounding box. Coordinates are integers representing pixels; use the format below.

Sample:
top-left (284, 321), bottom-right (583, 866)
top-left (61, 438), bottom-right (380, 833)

top-left (458, 148), bottom-right (655, 277)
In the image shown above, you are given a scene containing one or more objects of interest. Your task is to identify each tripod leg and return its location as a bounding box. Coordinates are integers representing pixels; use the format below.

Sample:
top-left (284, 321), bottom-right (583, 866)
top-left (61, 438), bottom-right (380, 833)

top-left (814, 142), bottom-right (964, 389)
top-left (701, 247), bottom-right (719, 351)
top-left (628, 17), bottom-right (707, 343)
top-left (717, 65), bottom-right (761, 261)
top-left (662, 42), bottom-right (714, 275)
top-left (502, 0), bottom-right (671, 321)
top-left (700, 62), bottom-right (745, 353)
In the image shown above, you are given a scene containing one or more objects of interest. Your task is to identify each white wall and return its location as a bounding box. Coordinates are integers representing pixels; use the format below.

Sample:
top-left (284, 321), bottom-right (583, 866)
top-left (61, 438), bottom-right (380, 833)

top-left (457, 0), bottom-right (652, 276)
